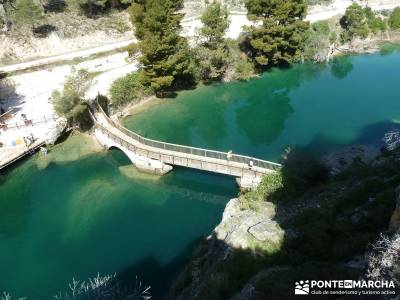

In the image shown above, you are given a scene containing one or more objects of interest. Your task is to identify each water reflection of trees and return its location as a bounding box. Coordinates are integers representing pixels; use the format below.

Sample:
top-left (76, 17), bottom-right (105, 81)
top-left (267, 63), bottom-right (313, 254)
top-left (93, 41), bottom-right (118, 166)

top-left (125, 87), bottom-right (229, 149)
top-left (330, 56), bottom-right (354, 79)
top-left (236, 64), bottom-right (326, 145)
top-left (127, 63), bottom-right (327, 149)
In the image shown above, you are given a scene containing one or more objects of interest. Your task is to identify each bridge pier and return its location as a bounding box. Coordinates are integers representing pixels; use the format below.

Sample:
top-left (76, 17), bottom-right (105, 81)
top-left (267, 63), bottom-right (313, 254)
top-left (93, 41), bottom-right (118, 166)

top-left (94, 129), bottom-right (173, 175)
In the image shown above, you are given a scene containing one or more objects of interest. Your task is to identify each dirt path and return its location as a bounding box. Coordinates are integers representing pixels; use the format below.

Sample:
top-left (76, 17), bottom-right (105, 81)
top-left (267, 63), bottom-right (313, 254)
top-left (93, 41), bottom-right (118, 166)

top-left (0, 39), bottom-right (135, 74)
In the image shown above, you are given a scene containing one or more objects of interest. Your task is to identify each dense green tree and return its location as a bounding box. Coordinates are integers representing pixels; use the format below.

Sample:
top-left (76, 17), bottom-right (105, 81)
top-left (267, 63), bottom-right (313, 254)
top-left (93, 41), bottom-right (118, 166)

top-left (195, 1), bottom-right (230, 81)
top-left (339, 3), bottom-right (369, 41)
top-left (389, 7), bottom-right (400, 30)
top-left (364, 7), bottom-right (387, 34)
top-left (243, 0), bottom-right (309, 68)
top-left (200, 1), bottom-right (229, 48)
top-left (13, 0), bottom-right (44, 29)
top-left (129, 0), bottom-right (194, 94)
top-left (52, 69), bottom-right (92, 129)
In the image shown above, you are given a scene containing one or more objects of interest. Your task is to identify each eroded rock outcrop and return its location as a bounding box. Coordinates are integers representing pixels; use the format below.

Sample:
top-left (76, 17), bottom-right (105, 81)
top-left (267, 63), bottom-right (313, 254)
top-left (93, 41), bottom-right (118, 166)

top-left (171, 198), bottom-right (284, 299)
top-left (44, 116), bottom-right (67, 145)
top-left (215, 199), bottom-right (283, 250)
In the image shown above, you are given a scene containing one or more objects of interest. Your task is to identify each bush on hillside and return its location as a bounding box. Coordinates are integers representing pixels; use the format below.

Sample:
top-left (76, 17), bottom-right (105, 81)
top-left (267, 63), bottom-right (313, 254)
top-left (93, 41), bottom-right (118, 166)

top-left (109, 72), bottom-right (152, 106)
top-left (239, 172), bottom-right (283, 211)
top-left (303, 20), bottom-right (333, 60)
top-left (389, 7), bottom-right (400, 30)
top-left (225, 38), bottom-right (256, 81)
top-left (194, 46), bottom-right (229, 82)
top-left (281, 148), bottom-right (330, 196)
top-left (51, 68), bottom-right (93, 129)
top-left (13, 0), bottom-right (45, 30)
top-left (126, 43), bottom-right (139, 57)
top-left (367, 233), bottom-right (400, 285)
top-left (364, 7), bottom-right (387, 34)
top-left (340, 3), bottom-right (369, 41)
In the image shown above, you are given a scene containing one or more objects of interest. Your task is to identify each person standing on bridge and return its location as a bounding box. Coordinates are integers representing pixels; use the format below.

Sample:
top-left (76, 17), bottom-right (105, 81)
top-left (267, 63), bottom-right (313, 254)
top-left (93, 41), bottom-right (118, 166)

top-left (227, 150), bottom-right (232, 160)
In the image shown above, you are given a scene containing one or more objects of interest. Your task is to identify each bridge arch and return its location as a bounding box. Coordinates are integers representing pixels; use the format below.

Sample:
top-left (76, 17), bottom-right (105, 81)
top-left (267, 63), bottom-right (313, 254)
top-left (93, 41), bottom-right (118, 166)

top-left (107, 144), bottom-right (135, 165)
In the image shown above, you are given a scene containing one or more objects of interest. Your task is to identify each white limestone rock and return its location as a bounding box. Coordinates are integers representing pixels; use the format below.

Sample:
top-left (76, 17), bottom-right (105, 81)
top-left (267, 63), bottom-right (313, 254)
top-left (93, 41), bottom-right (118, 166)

top-left (44, 117), bottom-right (67, 145)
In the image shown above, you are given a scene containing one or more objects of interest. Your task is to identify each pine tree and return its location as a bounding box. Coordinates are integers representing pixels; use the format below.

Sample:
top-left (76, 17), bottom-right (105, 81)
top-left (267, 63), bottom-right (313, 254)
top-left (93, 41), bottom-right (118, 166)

top-left (389, 7), bottom-right (400, 31)
top-left (129, 0), bottom-right (194, 95)
top-left (196, 1), bottom-right (230, 81)
top-left (339, 3), bottom-right (369, 41)
top-left (200, 1), bottom-right (229, 49)
top-left (243, 0), bottom-right (309, 68)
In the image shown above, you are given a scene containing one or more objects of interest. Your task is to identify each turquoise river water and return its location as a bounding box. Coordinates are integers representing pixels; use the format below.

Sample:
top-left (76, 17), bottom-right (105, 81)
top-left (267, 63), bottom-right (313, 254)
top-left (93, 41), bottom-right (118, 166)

top-left (1, 49), bottom-right (400, 299)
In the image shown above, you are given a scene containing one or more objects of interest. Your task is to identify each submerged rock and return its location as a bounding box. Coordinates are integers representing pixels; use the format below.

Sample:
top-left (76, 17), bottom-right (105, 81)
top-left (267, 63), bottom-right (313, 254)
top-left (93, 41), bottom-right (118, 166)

top-left (323, 144), bottom-right (380, 175)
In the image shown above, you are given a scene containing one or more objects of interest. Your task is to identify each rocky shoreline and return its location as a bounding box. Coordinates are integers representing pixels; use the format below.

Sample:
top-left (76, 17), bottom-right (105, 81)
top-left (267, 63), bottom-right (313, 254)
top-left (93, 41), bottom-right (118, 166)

top-left (171, 143), bottom-right (400, 299)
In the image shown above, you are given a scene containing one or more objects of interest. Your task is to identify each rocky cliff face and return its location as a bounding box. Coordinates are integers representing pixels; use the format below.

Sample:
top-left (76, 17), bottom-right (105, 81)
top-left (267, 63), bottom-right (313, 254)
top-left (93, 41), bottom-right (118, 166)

top-left (171, 198), bottom-right (285, 300)
top-left (171, 147), bottom-right (400, 300)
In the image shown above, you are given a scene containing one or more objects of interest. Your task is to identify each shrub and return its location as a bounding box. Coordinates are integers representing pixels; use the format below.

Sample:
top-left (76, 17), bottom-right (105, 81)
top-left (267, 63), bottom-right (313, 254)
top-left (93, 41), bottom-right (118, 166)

top-left (0, 15), bottom-right (5, 29)
top-left (13, 0), bottom-right (45, 29)
top-left (239, 172), bottom-right (283, 211)
top-left (109, 72), bottom-right (152, 106)
top-left (126, 43), bottom-right (139, 57)
top-left (303, 20), bottom-right (332, 60)
top-left (364, 7), bottom-right (387, 34)
top-left (225, 38), bottom-right (256, 80)
top-left (194, 46), bottom-right (229, 82)
top-left (389, 7), bottom-right (400, 30)
top-left (281, 148), bottom-right (330, 196)
top-left (233, 55), bottom-right (254, 81)
top-left (329, 31), bottom-right (338, 44)
top-left (51, 69), bottom-right (93, 129)
top-left (339, 3), bottom-right (369, 41)
top-left (367, 233), bottom-right (400, 285)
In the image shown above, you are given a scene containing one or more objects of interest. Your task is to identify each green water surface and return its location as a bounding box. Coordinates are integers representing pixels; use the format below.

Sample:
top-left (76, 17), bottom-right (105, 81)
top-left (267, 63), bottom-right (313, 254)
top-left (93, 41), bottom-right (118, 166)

top-left (0, 150), bottom-right (235, 299)
top-left (125, 52), bottom-right (400, 161)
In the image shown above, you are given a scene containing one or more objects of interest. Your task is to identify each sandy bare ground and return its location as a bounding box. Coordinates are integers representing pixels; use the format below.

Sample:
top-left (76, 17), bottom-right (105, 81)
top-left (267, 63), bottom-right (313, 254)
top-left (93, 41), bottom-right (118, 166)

top-left (0, 52), bottom-right (136, 166)
top-left (85, 53), bottom-right (139, 99)
top-left (0, 39), bottom-right (135, 73)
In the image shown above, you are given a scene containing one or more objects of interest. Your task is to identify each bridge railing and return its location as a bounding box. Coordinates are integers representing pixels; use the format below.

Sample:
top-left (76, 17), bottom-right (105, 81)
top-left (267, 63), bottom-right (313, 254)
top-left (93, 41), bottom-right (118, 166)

top-left (92, 101), bottom-right (282, 171)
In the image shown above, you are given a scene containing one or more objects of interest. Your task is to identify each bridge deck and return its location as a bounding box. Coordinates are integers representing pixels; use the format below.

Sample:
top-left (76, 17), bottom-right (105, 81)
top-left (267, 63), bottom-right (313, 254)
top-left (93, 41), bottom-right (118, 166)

top-left (90, 103), bottom-right (281, 179)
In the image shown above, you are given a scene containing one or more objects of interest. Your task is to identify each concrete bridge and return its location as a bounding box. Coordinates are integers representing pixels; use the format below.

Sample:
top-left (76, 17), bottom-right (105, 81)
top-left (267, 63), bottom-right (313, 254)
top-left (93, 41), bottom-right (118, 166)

top-left (89, 102), bottom-right (281, 189)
